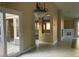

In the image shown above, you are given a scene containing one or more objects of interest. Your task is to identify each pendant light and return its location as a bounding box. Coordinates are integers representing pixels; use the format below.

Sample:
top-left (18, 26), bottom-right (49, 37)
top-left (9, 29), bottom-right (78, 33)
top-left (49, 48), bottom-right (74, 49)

top-left (33, 2), bottom-right (48, 18)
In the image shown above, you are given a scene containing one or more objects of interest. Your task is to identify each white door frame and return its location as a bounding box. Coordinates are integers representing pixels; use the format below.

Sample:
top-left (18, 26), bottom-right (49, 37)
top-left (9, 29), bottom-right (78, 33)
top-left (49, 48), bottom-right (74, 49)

top-left (76, 20), bottom-right (79, 37)
top-left (0, 7), bottom-right (23, 57)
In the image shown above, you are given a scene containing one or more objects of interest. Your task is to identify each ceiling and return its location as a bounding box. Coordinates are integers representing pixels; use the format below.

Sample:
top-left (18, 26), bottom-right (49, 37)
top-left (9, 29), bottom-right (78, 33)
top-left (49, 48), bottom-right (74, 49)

top-left (55, 2), bottom-right (79, 18)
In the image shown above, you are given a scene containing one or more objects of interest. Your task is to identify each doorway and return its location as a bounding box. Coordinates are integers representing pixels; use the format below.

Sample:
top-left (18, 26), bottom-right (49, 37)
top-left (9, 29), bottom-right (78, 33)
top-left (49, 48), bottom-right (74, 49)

top-left (0, 7), bottom-right (22, 57)
top-left (6, 13), bottom-right (20, 56)
top-left (34, 15), bottom-right (51, 46)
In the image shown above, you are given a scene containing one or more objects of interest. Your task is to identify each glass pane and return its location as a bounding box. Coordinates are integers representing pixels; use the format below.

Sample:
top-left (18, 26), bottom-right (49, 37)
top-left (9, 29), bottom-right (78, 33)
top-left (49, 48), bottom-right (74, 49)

top-left (46, 22), bottom-right (50, 30)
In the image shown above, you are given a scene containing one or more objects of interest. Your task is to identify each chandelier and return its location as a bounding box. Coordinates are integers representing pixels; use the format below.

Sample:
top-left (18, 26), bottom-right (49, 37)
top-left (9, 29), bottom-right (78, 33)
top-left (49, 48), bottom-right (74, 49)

top-left (33, 2), bottom-right (48, 18)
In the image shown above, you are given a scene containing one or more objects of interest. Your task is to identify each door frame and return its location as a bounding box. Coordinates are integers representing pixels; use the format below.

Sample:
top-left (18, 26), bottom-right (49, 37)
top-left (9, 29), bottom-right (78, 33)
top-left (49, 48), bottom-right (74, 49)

top-left (0, 7), bottom-right (23, 57)
top-left (74, 20), bottom-right (79, 38)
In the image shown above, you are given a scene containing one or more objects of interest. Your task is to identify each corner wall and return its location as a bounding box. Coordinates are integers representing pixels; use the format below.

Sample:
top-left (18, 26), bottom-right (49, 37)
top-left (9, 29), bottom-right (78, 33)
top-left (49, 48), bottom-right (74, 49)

top-left (1, 2), bottom-right (36, 52)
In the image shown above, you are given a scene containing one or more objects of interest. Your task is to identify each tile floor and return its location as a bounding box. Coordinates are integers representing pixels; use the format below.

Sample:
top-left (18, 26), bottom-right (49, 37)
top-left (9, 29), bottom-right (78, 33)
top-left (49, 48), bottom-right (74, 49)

top-left (20, 39), bottom-right (79, 57)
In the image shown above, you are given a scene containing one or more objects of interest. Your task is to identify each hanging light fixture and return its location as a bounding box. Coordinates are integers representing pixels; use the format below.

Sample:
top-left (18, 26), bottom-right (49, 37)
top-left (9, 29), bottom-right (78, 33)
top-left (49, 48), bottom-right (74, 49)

top-left (33, 2), bottom-right (48, 18)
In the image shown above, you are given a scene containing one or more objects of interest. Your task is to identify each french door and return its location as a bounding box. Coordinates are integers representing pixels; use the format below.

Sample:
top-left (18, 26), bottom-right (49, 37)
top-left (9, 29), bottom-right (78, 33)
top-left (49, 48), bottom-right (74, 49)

top-left (0, 7), bottom-right (22, 57)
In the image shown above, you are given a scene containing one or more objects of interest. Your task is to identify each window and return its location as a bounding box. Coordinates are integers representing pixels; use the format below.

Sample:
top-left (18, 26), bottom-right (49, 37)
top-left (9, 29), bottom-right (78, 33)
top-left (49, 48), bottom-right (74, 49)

top-left (35, 21), bottom-right (39, 30)
top-left (42, 20), bottom-right (50, 33)
top-left (46, 22), bottom-right (50, 30)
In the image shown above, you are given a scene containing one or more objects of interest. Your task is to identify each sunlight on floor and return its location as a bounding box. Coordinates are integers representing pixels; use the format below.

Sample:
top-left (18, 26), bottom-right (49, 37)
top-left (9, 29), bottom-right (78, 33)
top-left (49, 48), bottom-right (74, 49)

top-left (7, 41), bottom-right (20, 56)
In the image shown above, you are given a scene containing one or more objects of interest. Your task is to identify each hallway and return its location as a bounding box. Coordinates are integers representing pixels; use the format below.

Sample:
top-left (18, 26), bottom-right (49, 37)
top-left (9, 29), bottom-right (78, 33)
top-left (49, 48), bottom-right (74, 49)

top-left (20, 38), bottom-right (79, 57)
top-left (0, 2), bottom-right (79, 57)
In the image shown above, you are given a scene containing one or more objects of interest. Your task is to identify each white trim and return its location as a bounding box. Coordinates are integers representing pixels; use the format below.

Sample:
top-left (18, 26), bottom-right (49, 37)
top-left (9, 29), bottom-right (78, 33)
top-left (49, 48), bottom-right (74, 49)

top-left (39, 40), bottom-right (57, 45)
top-left (5, 8), bottom-right (23, 57)
top-left (52, 40), bottom-right (58, 45)
top-left (76, 21), bottom-right (79, 37)
top-left (39, 41), bottom-right (53, 45)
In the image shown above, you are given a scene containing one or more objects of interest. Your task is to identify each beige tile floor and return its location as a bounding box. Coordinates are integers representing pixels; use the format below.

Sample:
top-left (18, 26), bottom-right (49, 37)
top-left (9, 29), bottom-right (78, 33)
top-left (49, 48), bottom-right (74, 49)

top-left (20, 39), bottom-right (79, 57)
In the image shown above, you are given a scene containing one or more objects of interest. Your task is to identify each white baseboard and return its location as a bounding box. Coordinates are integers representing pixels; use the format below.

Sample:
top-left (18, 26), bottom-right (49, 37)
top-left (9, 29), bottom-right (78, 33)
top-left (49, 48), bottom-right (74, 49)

top-left (39, 41), bottom-right (53, 45)
top-left (52, 40), bottom-right (58, 45)
top-left (39, 40), bottom-right (58, 45)
top-left (22, 45), bottom-right (36, 54)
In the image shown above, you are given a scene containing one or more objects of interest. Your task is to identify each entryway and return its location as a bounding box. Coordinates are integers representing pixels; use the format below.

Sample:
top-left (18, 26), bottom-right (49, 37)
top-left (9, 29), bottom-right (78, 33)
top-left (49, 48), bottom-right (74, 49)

top-left (0, 7), bottom-right (22, 57)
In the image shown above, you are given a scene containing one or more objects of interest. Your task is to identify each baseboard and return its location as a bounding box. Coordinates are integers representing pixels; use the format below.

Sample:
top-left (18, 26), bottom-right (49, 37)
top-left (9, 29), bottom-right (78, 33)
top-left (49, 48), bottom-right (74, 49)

top-left (52, 40), bottom-right (58, 45)
top-left (22, 45), bottom-right (36, 54)
top-left (39, 41), bottom-right (53, 45)
top-left (39, 40), bottom-right (58, 45)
